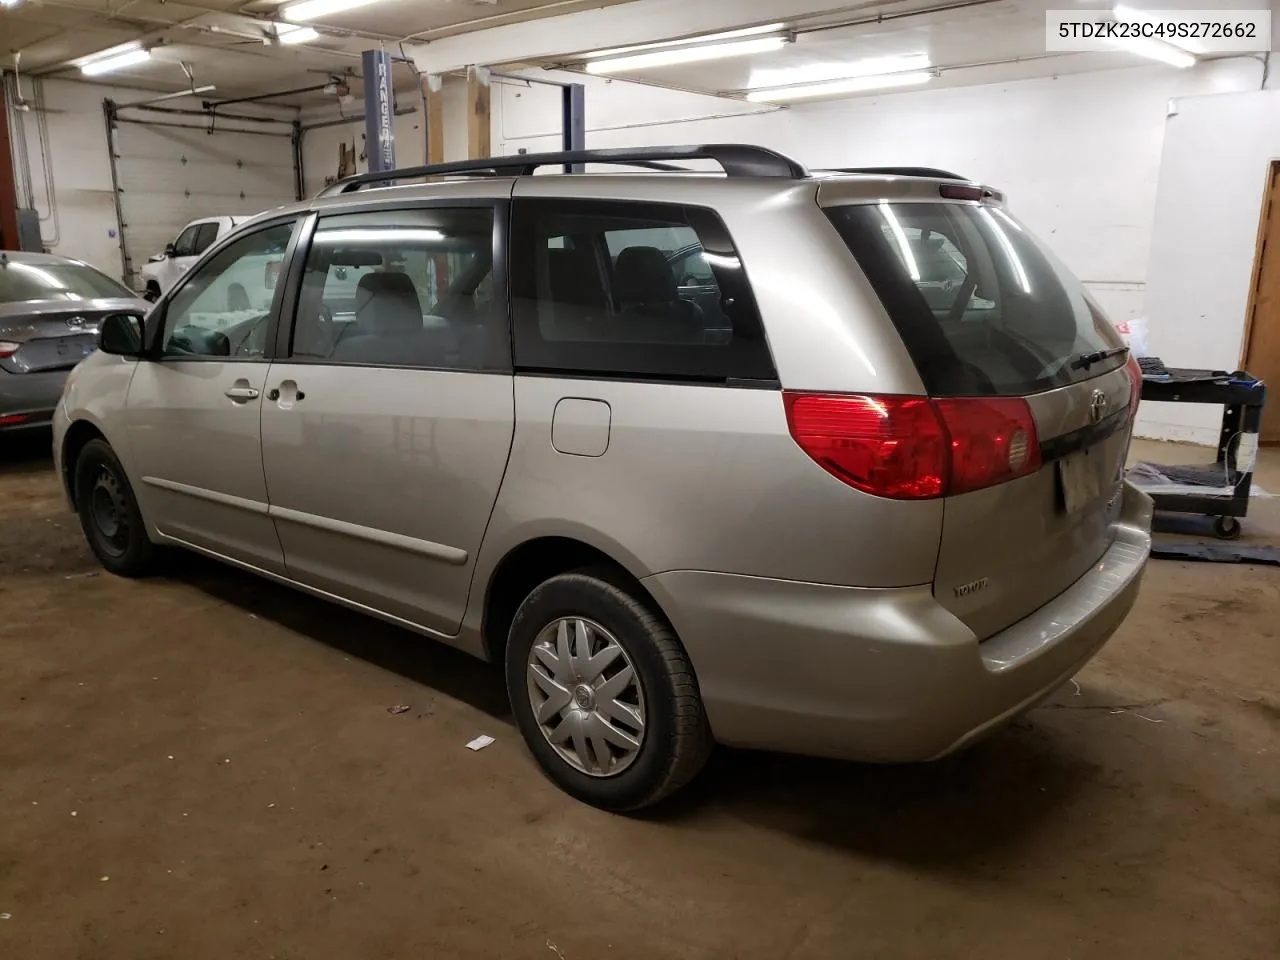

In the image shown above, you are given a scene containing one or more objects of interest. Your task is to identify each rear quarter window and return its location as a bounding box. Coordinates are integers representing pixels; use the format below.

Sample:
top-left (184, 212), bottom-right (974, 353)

top-left (510, 198), bottom-right (775, 383)
top-left (825, 201), bottom-right (1125, 396)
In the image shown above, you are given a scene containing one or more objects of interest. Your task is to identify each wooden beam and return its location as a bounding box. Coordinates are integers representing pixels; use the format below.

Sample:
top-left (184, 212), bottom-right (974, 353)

top-left (422, 73), bottom-right (445, 165)
top-left (466, 65), bottom-right (491, 160)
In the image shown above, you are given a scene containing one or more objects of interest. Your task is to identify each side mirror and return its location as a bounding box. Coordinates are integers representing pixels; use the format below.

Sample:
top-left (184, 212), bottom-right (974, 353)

top-left (98, 314), bottom-right (145, 356)
top-left (164, 242), bottom-right (176, 258)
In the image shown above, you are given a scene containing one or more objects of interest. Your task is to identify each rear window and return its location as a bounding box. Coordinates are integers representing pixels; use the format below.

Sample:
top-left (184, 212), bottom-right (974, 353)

top-left (825, 202), bottom-right (1124, 396)
top-left (0, 260), bottom-right (133, 303)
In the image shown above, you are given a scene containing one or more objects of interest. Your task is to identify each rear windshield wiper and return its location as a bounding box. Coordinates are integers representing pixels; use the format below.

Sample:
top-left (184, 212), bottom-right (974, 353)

top-left (1071, 345), bottom-right (1129, 371)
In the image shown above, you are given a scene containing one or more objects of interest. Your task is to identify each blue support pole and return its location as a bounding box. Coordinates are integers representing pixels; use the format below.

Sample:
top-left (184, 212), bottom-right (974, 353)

top-left (362, 49), bottom-right (396, 177)
top-left (562, 83), bottom-right (585, 173)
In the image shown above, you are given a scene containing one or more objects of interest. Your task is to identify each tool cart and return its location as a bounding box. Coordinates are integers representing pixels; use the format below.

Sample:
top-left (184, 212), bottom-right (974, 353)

top-left (1135, 368), bottom-right (1267, 539)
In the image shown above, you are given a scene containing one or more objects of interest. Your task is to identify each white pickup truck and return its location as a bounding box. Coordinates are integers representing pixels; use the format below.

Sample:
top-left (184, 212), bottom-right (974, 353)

top-left (140, 215), bottom-right (254, 301)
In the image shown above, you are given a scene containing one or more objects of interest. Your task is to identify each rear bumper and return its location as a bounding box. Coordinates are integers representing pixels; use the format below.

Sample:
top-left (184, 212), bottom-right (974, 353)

top-left (0, 369), bottom-right (67, 430)
top-left (643, 481), bottom-right (1153, 762)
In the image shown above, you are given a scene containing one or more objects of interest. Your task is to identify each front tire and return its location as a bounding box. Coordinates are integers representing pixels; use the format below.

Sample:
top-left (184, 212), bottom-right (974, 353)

top-left (505, 570), bottom-right (712, 811)
top-left (74, 438), bottom-right (155, 577)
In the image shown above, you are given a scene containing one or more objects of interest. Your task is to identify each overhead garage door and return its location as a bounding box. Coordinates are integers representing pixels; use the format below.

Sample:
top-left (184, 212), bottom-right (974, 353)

top-left (110, 116), bottom-right (297, 290)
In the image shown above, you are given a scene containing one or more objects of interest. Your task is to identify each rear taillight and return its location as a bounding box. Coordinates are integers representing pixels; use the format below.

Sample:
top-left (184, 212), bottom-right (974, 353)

top-left (783, 393), bottom-right (947, 499)
top-left (934, 397), bottom-right (1041, 495)
top-left (783, 392), bottom-right (1040, 500)
top-left (1124, 354), bottom-right (1142, 420)
top-left (0, 341), bottom-right (19, 358)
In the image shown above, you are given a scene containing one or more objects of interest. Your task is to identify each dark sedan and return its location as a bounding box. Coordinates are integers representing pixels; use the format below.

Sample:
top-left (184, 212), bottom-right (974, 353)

top-left (0, 251), bottom-right (148, 432)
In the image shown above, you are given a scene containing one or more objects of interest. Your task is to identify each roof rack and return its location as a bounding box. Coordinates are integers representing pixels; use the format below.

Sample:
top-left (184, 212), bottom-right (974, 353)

top-left (823, 166), bottom-right (971, 181)
top-left (319, 144), bottom-right (808, 196)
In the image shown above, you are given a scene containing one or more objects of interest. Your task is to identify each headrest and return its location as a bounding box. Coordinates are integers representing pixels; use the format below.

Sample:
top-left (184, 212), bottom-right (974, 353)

top-left (355, 272), bottom-right (422, 336)
top-left (614, 246), bottom-right (677, 305)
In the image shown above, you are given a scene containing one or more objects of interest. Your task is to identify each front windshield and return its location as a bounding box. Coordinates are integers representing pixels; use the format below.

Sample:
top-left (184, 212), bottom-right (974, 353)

top-left (0, 260), bottom-right (133, 303)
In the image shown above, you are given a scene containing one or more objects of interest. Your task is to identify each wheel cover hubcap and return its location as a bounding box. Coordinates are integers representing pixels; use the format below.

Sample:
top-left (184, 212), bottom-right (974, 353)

top-left (526, 617), bottom-right (646, 778)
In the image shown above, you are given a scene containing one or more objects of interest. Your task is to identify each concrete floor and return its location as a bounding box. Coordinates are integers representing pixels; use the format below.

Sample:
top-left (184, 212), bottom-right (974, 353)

top-left (0, 433), bottom-right (1277, 959)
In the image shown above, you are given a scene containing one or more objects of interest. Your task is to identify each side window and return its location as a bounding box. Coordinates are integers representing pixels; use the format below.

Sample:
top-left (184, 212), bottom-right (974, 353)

top-left (510, 199), bottom-right (774, 382)
top-left (159, 220), bottom-right (295, 360)
top-left (288, 206), bottom-right (506, 372)
top-left (171, 224), bottom-right (200, 257)
top-left (192, 222), bottom-right (221, 255)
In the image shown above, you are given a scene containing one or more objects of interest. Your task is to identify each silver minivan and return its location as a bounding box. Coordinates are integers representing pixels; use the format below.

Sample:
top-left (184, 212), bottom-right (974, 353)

top-left (54, 145), bottom-right (1152, 810)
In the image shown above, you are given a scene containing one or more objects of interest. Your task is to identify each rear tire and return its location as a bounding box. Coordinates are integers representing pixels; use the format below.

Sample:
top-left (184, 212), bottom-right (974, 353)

top-left (74, 438), bottom-right (155, 577)
top-left (505, 570), bottom-right (712, 811)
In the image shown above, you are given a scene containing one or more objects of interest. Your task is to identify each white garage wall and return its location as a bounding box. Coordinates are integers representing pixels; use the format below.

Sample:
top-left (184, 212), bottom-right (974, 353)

top-left (15, 77), bottom-right (295, 285)
top-left (15, 78), bottom-right (144, 282)
top-left (1140, 88), bottom-right (1280, 444)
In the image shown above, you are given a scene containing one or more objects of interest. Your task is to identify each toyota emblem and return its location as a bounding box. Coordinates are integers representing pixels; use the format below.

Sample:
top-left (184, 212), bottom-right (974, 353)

top-left (1089, 389), bottom-right (1109, 424)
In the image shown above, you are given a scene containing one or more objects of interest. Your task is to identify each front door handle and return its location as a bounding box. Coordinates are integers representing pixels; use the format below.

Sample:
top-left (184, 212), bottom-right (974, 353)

top-left (224, 385), bottom-right (260, 402)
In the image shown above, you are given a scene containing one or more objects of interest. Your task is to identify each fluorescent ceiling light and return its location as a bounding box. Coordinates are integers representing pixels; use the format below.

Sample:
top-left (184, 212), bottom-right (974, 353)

top-left (978, 207), bottom-right (1031, 293)
top-left (1105, 35), bottom-right (1196, 68)
top-left (81, 48), bottom-right (153, 76)
top-left (277, 25), bottom-right (320, 44)
top-left (74, 40), bottom-right (142, 66)
top-left (586, 36), bottom-right (787, 75)
top-left (316, 228), bottom-right (447, 244)
top-left (283, 0), bottom-right (379, 22)
top-left (747, 70), bottom-right (932, 103)
top-left (749, 53), bottom-right (930, 90)
top-left (879, 202), bottom-right (920, 281)
top-left (586, 23), bottom-right (785, 60)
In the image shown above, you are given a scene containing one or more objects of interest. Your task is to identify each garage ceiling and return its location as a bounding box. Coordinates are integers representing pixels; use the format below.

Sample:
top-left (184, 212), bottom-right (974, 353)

top-left (539, 0), bottom-right (1272, 98)
top-left (1, 0), bottom-right (1271, 110)
top-left (1, 0), bottom-right (639, 106)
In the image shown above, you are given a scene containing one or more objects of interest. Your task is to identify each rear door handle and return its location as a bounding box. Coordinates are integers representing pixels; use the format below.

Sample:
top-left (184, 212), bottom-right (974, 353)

top-left (270, 381), bottom-right (305, 404)
top-left (224, 386), bottom-right (260, 402)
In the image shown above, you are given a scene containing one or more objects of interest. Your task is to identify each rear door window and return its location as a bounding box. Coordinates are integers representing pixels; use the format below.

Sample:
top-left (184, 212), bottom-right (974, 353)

top-left (510, 198), bottom-right (774, 383)
top-left (825, 202), bottom-right (1125, 396)
top-left (286, 206), bottom-right (507, 372)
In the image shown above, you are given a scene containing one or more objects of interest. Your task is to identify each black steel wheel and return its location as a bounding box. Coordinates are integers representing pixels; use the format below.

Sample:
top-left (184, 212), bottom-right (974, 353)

top-left (74, 438), bottom-right (155, 576)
